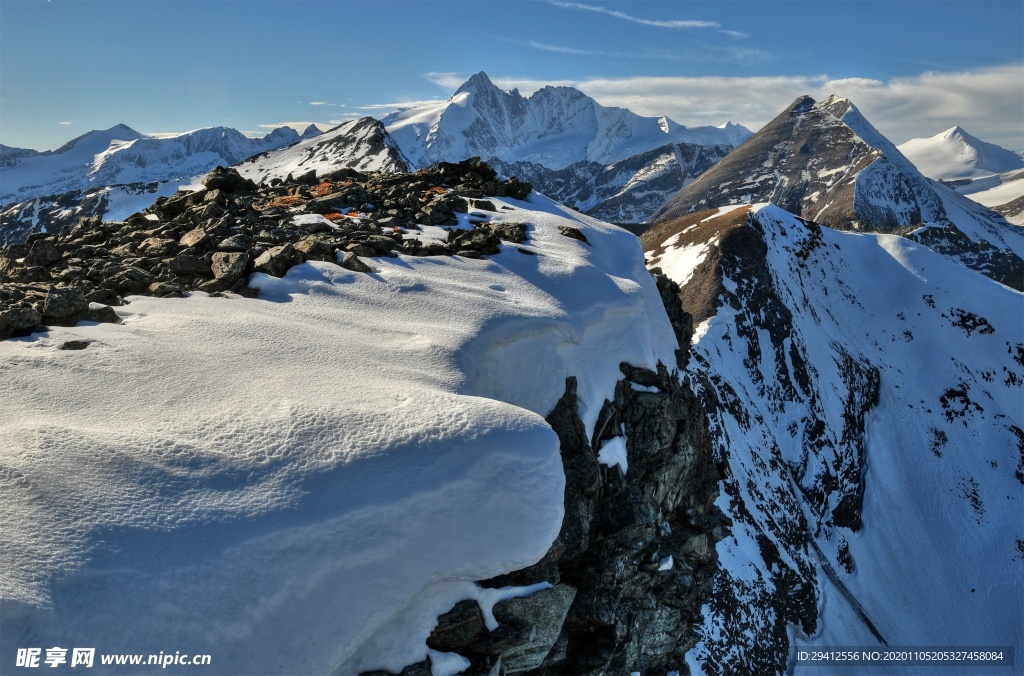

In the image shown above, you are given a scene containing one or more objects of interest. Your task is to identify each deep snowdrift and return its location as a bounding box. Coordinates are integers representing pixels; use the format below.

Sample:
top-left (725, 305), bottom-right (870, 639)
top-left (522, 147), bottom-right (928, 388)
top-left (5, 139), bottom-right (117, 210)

top-left (0, 196), bottom-right (677, 674)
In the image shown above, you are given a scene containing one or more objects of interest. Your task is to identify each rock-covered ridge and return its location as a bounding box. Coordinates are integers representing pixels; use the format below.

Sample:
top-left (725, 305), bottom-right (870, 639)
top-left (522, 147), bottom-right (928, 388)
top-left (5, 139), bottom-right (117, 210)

top-left (367, 274), bottom-right (726, 675)
top-left (0, 159), bottom-right (531, 340)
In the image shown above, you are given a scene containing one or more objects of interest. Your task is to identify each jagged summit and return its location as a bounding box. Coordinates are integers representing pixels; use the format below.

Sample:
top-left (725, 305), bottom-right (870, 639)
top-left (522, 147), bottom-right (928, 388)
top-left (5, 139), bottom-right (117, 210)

top-left (652, 93), bottom-right (919, 227)
top-left (382, 71), bottom-right (751, 170)
top-left (454, 70), bottom-right (498, 95)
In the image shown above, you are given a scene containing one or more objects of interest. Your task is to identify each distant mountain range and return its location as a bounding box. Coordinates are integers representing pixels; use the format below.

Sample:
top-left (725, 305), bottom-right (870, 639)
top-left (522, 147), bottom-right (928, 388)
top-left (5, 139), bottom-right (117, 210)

top-left (4, 73), bottom-right (1022, 246)
top-left (0, 73), bottom-right (749, 243)
top-left (380, 72), bottom-right (750, 224)
top-left (0, 124), bottom-right (320, 245)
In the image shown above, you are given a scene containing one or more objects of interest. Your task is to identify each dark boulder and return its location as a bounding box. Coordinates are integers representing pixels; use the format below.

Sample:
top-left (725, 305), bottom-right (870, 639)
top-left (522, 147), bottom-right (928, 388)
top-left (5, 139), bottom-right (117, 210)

top-left (253, 243), bottom-right (304, 277)
top-left (202, 166), bottom-right (257, 193)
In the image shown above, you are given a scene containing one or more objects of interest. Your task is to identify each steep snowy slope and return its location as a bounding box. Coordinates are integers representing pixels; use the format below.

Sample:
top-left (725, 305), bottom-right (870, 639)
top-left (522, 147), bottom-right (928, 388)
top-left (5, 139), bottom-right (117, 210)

top-left (0, 125), bottom-right (315, 245)
top-left (945, 169), bottom-right (1024, 225)
top-left (0, 193), bottom-right (679, 675)
top-left (898, 126), bottom-right (1024, 181)
top-left (644, 205), bottom-right (1023, 674)
top-left (653, 95), bottom-right (1024, 290)
top-left (382, 72), bottom-right (749, 171)
top-left (236, 117), bottom-right (410, 184)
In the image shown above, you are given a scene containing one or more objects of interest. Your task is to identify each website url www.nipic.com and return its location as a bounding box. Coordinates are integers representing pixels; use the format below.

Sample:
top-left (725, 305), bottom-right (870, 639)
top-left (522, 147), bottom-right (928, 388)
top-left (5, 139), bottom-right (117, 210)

top-left (16, 648), bottom-right (211, 669)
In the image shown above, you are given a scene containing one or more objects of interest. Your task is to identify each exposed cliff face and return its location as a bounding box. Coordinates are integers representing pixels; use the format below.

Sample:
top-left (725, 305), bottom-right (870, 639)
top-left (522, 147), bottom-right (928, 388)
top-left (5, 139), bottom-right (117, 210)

top-left (643, 204), bottom-right (1023, 673)
top-left (367, 272), bottom-right (725, 675)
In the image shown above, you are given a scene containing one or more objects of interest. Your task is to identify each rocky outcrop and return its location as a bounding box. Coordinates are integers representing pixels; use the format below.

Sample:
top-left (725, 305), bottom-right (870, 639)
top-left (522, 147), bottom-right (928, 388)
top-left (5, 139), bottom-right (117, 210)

top-left (368, 272), bottom-right (724, 675)
top-left (0, 160), bottom-right (531, 340)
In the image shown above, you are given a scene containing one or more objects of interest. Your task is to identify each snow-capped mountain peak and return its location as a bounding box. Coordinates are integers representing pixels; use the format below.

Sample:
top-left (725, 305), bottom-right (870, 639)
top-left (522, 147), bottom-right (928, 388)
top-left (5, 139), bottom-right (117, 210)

top-left (50, 123), bottom-right (145, 156)
top-left (898, 125), bottom-right (1024, 181)
top-left (235, 117), bottom-right (410, 184)
top-left (300, 124), bottom-right (323, 140)
top-left (454, 69), bottom-right (500, 95)
top-left (381, 71), bottom-right (751, 171)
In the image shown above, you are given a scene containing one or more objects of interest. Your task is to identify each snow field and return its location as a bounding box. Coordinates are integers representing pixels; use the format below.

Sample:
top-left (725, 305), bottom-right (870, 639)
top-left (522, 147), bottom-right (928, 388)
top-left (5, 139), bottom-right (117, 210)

top-left (0, 195), bottom-right (677, 674)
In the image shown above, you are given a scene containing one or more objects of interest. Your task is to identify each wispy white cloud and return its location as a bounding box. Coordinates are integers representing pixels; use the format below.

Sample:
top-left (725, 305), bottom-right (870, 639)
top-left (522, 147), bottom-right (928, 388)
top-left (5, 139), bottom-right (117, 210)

top-left (520, 39), bottom-right (767, 63)
top-left (356, 99), bottom-right (447, 111)
top-left (58, 121), bottom-right (73, 125)
top-left (527, 40), bottom-right (605, 56)
top-left (421, 64), bottom-right (1023, 150)
top-left (425, 71), bottom-right (577, 94)
top-left (552, 2), bottom-right (718, 29)
top-left (424, 72), bottom-right (469, 90)
top-left (307, 101), bottom-right (346, 108)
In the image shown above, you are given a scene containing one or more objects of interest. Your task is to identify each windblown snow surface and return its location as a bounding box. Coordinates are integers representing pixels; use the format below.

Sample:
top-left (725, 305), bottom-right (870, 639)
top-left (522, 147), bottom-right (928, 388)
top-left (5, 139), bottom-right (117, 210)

top-left (0, 196), bottom-right (677, 674)
top-left (671, 204), bottom-right (1022, 674)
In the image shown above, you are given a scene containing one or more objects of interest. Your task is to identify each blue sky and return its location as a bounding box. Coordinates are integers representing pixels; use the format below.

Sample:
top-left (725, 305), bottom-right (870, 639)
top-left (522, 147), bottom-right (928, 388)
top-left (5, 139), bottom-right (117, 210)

top-left (2, 0), bottom-right (1022, 150)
